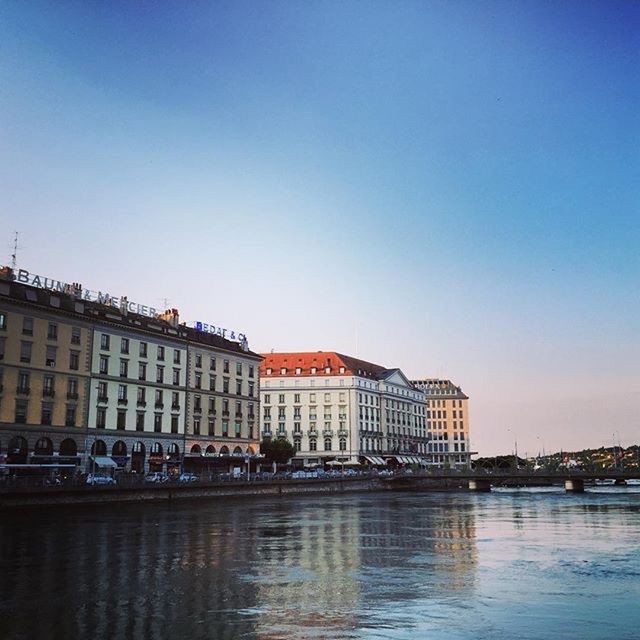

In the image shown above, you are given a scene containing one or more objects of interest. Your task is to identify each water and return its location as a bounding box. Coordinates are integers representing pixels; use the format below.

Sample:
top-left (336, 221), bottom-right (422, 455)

top-left (1, 487), bottom-right (639, 640)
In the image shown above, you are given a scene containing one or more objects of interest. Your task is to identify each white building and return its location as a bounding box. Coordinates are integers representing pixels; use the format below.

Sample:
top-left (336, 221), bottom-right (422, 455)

top-left (260, 352), bottom-right (428, 467)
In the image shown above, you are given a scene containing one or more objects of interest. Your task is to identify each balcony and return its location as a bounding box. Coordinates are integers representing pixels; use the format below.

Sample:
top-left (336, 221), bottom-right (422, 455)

top-left (235, 412), bottom-right (243, 419)
top-left (43, 389), bottom-right (55, 398)
top-left (171, 403), bottom-right (181, 411)
top-left (17, 386), bottom-right (30, 396)
top-left (323, 428), bottom-right (333, 436)
top-left (117, 398), bottom-right (128, 406)
top-left (193, 406), bottom-right (202, 414)
top-left (137, 400), bottom-right (147, 407)
top-left (97, 395), bottom-right (108, 403)
top-left (67, 392), bottom-right (79, 400)
top-left (307, 428), bottom-right (317, 436)
top-left (309, 414), bottom-right (317, 420)
top-left (338, 428), bottom-right (349, 437)
top-left (154, 402), bottom-right (164, 409)
top-left (208, 408), bottom-right (217, 416)
top-left (222, 410), bottom-right (230, 417)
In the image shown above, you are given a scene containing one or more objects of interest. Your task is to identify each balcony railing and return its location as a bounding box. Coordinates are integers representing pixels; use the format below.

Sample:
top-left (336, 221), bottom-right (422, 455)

top-left (171, 403), bottom-right (181, 411)
top-left (323, 428), bottom-right (333, 436)
top-left (155, 402), bottom-right (164, 409)
top-left (17, 387), bottom-right (30, 395)
top-left (117, 398), bottom-right (128, 405)
top-left (43, 389), bottom-right (55, 398)
top-left (67, 392), bottom-right (79, 400)
top-left (137, 400), bottom-right (147, 407)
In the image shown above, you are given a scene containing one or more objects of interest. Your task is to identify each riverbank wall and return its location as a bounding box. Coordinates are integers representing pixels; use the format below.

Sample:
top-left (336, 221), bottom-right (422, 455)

top-left (0, 476), bottom-right (386, 510)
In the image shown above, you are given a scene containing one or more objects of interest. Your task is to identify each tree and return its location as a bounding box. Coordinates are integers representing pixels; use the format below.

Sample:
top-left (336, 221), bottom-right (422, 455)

top-left (260, 437), bottom-right (296, 465)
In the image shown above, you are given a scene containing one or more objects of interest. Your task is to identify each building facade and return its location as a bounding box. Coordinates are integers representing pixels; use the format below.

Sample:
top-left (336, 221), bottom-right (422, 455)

top-left (0, 267), bottom-right (261, 474)
top-left (260, 352), bottom-right (428, 467)
top-left (411, 378), bottom-right (471, 467)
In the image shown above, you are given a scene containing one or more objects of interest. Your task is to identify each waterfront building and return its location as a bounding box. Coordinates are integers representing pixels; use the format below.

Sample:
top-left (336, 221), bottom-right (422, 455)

top-left (183, 327), bottom-right (261, 472)
top-left (0, 274), bottom-right (93, 465)
top-left (260, 352), bottom-right (428, 467)
top-left (411, 378), bottom-right (471, 467)
top-left (0, 266), bottom-right (261, 474)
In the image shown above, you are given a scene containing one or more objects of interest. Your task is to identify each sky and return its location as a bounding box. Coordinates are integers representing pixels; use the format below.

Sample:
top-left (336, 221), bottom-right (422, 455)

top-left (1, 1), bottom-right (638, 456)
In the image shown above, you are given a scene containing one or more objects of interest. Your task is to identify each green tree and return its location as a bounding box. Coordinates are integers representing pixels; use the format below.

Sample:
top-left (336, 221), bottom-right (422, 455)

top-left (260, 437), bottom-right (296, 465)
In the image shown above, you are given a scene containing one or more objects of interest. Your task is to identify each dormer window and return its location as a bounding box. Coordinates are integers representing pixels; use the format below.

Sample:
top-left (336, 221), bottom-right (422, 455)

top-left (295, 367), bottom-right (301, 374)
top-left (280, 368), bottom-right (286, 375)
top-left (311, 367), bottom-right (317, 374)
top-left (266, 368), bottom-right (272, 375)
top-left (339, 367), bottom-right (345, 374)
top-left (325, 367), bottom-right (331, 373)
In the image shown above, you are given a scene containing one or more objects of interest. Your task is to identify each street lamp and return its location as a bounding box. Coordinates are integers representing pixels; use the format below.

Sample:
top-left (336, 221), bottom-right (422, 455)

top-left (507, 428), bottom-right (518, 471)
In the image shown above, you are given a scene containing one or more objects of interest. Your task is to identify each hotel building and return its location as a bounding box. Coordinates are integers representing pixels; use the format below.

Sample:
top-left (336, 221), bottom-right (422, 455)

top-left (0, 267), bottom-right (261, 473)
top-left (411, 378), bottom-right (471, 467)
top-left (260, 352), bottom-right (428, 467)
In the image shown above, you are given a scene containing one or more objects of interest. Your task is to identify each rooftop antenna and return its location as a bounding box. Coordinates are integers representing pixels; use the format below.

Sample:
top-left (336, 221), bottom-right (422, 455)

top-left (158, 297), bottom-right (170, 310)
top-left (10, 231), bottom-right (19, 271)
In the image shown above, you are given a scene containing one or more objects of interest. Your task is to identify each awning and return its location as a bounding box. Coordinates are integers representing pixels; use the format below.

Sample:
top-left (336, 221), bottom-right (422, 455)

top-left (91, 456), bottom-right (118, 468)
top-left (363, 455), bottom-right (386, 465)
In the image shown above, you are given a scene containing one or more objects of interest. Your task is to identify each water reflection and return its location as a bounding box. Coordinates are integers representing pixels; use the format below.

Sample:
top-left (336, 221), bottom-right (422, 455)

top-left (1, 489), bottom-right (639, 640)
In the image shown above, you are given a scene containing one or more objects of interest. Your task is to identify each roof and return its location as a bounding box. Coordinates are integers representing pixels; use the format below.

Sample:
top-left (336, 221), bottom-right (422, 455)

top-left (260, 351), bottom-right (401, 381)
top-left (411, 378), bottom-right (469, 399)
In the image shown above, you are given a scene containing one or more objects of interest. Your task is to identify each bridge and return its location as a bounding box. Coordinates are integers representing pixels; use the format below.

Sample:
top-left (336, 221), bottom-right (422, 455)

top-left (384, 469), bottom-right (640, 492)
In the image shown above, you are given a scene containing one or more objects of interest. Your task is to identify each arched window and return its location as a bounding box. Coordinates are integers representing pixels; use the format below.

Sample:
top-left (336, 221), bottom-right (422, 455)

top-left (205, 445), bottom-right (216, 455)
top-left (91, 440), bottom-right (107, 456)
top-left (309, 439), bottom-right (317, 452)
top-left (339, 438), bottom-right (347, 451)
top-left (133, 441), bottom-right (146, 455)
top-left (151, 442), bottom-right (163, 456)
top-left (293, 437), bottom-right (301, 452)
top-left (233, 446), bottom-right (243, 455)
top-left (59, 438), bottom-right (77, 456)
top-left (246, 445), bottom-right (255, 455)
top-left (190, 444), bottom-right (202, 455)
top-left (324, 438), bottom-right (332, 451)
top-left (34, 437), bottom-right (53, 456)
top-left (168, 443), bottom-right (180, 458)
top-left (220, 445), bottom-right (230, 455)
top-left (112, 440), bottom-right (127, 457)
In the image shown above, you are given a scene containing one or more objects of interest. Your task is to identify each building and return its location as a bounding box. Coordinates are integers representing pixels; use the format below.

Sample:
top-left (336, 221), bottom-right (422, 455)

top-left (411, 378), bottom-right (471, 467)
top-left (0, 266), bottom-right (262, 475)
top-left (260, 352), bottom-right (428, 467)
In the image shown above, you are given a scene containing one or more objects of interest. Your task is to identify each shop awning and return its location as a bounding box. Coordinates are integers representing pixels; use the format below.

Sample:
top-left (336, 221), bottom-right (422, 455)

top-left (91, 456), bottom-right (118, 468)
top-left (362, 455), bottom-right (386, 465)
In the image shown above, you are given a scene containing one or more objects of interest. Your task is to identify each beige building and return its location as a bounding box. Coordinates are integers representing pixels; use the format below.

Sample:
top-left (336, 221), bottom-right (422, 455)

top-left (0, 275), bottom-right (93, 463)
top-left (411, 378), bottom-right (471, 467)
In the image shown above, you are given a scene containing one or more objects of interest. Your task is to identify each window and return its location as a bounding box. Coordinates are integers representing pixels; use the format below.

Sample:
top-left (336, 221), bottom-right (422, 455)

top-left (173, 369), bottom-right (180, 385)
top-left (294, 437), bottom-right (301, 452)
top-left (0, 336), bottom-right (5, 360)
top-left (46, 345), bottom-right (57, 367)
top-left (222, 421), bottom-right (229, 437)
top-left (295, 367), bottom-right (301, 375)
top-left (173, 349), bottom-right (181, 364)
top-left (139, 342), bottom-right (148, 358)
top-left (279, 394), bottom-right (285, 404)
top-left (41, 403), bottom-right (53, 425)
top-left (195, 353), bottom-right (202, 368)
top-left (17, 371), bottom-right (30, 394)
top-left (235, 422), bottom-right (241, 437)
top-left (67, 378), bottom-right (78, 399)
top-left (223, 378), bottom-right (229, 394)
top-left (97, 381), bottom-right (107, 401)
top-left (100, 334), bottom-right (110, 350)
top-left (248, 365), bottom-right (254, 378)
top-left (209, 375), bottom-right (216, 391)
top-left (210, 357), bottom-right (216, 370)
top-left (324, 393), bottom-right (330, 402)
top-left (324, 438), bottom-right (332, 451)
top-left (223, 360), bottom-right (229, 373)
top-left (248, 382), bottom-right (254, 397)
top-left (136, 412), bottom-right (145, 431)
top-left (118, 384), bottom-right (127, 402)
top-left (45, 322), bottom-right (57, 340)
top-left (137, 387), bottom-right (146, 405)
top-left (120, 338), bottom-right (129, 354)
top-left (236, 380), bottom-right (242, 395)
top-left (138, 362), bottom-right (146, 380)
top-left (154, 414), bottom-right (162, 433)
top-left (157, 345), bottom-right (165, 360)
top-left (65, 404), bottom-right (76, 427)
top-left (69, 350), bottom-right (79, 371)
top-left (193, 418), bottom-right (200, 435)
top-left (309, 439), bottom-right (317, 451)
top-left (222, 399), bottom-right (229, 415)
top-left (99, 355), bottom-right (109, 375)
top-left (155, 389), bottom-right (163, 407)
top-left (22, 317), bottom-right (33, 335)
top-left (0, 312), bottom-right (6, 331)
top-left (236, 362), bottom-right (242, 376)
top-left (117, 410), bottom-right (126, 430)
top-left (264, 394), bottom-right (271, 404)
top-left (70, 327), bottom-right (81, 344)
top-left (208, 419), bottom-right (215, 436)
top-left (119, 359), bottom-right (128, 378)
top-left (96, 408), bottom-right (106, 429)
top-left (294, 393), bottom-right (300, 403)
top-left (194, 395), bottom-right (202, 412)
top-left (156, 365), bottom-right (164, 383)
top-left (20, 341), bottom-right (32, 363)
top-left (209, 397), bottom-right (216, 414)
top-left (171, 416), bottom-right (179, 434)
top-left (172, 391), bottom-right (179, 409)
top-left (43, 375), bottom-right (54, 396)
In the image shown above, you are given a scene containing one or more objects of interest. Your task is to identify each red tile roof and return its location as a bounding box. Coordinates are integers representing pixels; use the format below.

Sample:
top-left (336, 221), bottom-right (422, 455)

top-left (260, 351), bottom-right (388, 379)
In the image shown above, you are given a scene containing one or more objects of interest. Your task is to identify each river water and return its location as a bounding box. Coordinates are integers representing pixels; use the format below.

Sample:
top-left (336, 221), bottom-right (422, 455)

top-left (1, 486), bottom-right (639, 640)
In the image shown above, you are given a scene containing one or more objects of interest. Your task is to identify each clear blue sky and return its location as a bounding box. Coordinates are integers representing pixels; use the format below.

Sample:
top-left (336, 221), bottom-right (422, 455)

top-left (1, 1), bottom-right (638, 455)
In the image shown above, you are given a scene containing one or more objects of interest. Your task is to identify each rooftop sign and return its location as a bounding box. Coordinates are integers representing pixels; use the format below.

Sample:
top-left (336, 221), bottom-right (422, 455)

top-left (193, 321), bottom-right (248, 349)
top-left (11, 268), bottom-right (159, 318)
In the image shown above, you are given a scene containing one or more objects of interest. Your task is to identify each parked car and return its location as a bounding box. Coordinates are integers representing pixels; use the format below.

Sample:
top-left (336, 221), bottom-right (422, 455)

top-left (178, 473), bottom-right (199, 483)
top-left (145, 472), bottom-right (170, 484)
top-left (86, 474), bottom-right (116, 486)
